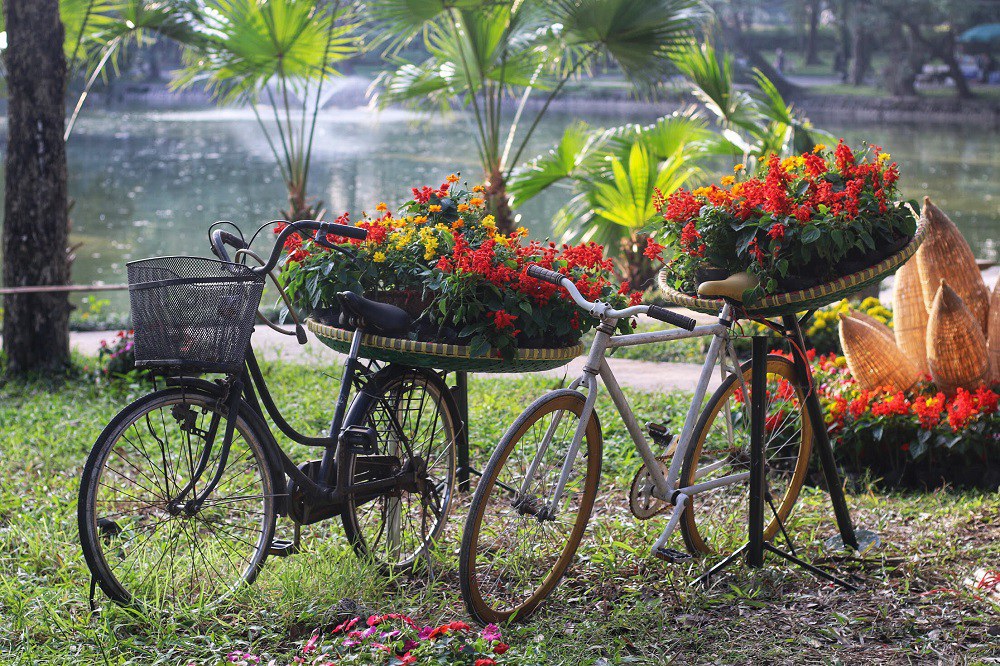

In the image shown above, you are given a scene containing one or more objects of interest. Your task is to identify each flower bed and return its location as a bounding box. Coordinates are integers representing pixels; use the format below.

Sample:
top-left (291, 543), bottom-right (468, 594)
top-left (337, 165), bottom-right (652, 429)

top-left (222, 613), bottom-right (516, 666)
top-left (279, 176), bottom-right (641, 359)
top-left (651, 142), bottom-right (917, 298)
top-left (812, 351), bottom-right (1000, 489)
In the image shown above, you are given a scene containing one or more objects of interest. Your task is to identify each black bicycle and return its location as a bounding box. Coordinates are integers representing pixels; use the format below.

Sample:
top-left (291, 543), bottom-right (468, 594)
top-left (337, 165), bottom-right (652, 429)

top-left (78, 220), bottom-right (460, 607)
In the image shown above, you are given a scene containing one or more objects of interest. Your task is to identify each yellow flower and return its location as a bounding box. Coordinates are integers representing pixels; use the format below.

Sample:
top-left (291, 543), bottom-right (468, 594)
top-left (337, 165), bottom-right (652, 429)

top-left (812, 143), bottom-right (826, 153)
top-left (428, 205), bottom-right (442, 213)
top-left (878, 152), bottom-right (891, 163)
top-left (720, 175), bottom-right (735, 186)
top-left (733, 163), bottom-right (745, 173)
top-left (457, 203), bottom-right (469, 212)
top-left (373, 251), bottom-right (386, 263)
top-left (447, 173), bottom-right (460, 183)
top-left (482, 214), bottom-right (496, 228)
top-left (414, 215), bottom-right (428, 224)
top-left (435, 223), bottom-right (449, 232)
top-left (731, 182), bottom-right (744, 196)
top-left (376, 202), bottom-right (388, 212)
top-left (692, 186), bottom-right (712, 198)
top-left (494, 235), bottom-right (509, 247)
top-left (835, 356), bottom-right (847, 368)
top-left (470, 197), bottom-right (485, 207)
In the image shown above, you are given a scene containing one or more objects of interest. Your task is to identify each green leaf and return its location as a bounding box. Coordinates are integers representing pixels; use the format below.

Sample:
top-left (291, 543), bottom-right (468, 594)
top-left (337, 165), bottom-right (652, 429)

top-left (801, 225), bottom-right (821, 244)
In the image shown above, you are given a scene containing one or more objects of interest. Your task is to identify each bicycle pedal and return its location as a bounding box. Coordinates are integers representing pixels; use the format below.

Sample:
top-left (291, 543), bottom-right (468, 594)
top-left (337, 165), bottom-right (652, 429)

top-left (628, 455), bottom-right (671, 520)
top-left (654, 547), bottom-right (693, 563)
top-left (341, 424), bottom-right (378, 455)
top-left (645, 422), bottom-right (677, 456)
top-left (269, 538), bottom-right (300, 558)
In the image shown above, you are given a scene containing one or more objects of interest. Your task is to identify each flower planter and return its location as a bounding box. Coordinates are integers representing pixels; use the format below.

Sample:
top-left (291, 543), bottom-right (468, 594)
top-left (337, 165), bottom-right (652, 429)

top-left (658, 219), bottom-right (927, 317)
top-left (308, 318), bottom-right (582, 373)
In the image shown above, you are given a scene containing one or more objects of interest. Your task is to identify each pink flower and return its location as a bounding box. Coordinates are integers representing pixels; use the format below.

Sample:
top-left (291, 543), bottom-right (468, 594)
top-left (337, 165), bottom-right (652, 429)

top-left (302, 634), bottom-right (319, 654)
top-left (482, 623), bottom-right (501, 642)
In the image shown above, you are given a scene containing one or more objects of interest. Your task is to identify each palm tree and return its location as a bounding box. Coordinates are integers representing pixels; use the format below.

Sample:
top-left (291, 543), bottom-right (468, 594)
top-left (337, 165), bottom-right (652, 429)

top-left (511, 45), bottom-right (830, 288)
top-left (369, 0), bottom-right (709, 234)
top-left (509, 111), bottom-right (709, 287)
top-left (174, 0), bottom-right (361, 220)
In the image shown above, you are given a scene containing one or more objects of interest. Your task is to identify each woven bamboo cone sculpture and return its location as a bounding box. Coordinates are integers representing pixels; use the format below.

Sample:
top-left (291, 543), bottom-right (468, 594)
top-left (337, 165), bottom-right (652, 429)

top-left (989, 273), bottom-right (1000, 383)
top-left (891, 256), bottom-right (930, 375)
top-left (926, 279), bottom-right (989, 394)
top-left (838, 313), bottom-right (920, 392)
top-left (916, 197), bottom-right (989, 333)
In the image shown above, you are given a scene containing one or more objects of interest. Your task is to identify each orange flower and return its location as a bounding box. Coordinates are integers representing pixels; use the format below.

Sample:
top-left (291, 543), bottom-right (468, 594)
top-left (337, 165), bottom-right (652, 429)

top-left (469, 197), bottom-right (485, 207)
top-left (457, 203), bottom-right (469, 212)
top-left (720, 175), bottom-right (735, 186)
top-left (451, 219), bottom-right (464, 230)
top-left (472, 185), bottom-right (485, 193)
top-left (428, 205), bottom-right (442, 212)
top-left (733, 163), bottom-right (745, 173)
top-left (446, 173), bottom-right (460, 183)
top-left (375, 202), bottom-right (388, 212)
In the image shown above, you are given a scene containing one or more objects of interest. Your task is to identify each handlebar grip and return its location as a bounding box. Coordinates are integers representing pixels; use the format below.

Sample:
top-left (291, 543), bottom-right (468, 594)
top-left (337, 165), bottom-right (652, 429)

top-left (211, 230), bottom-right (248, 263)
top-left (647, 305), bottom-right (697, 331)
top-left (321, 222), bottom-right (367, 242)
top-left (526, 265), bottom-right (566, 286)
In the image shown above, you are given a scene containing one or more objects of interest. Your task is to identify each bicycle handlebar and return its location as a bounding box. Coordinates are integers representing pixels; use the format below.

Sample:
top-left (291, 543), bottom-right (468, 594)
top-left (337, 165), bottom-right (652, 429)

top-left (211, 220), bottom-right (368, 274)
top-left (525, 263), bottom-right (697, 331)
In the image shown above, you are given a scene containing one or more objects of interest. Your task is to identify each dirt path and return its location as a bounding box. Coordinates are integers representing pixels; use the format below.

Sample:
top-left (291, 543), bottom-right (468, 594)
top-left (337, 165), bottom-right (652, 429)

top-left (71, 322), bottom-right (723, 394)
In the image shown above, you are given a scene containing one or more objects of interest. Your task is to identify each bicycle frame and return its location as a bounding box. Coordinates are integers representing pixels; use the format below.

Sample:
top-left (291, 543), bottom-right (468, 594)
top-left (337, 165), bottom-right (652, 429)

top-left (526, 302), bottom-right (753, 554)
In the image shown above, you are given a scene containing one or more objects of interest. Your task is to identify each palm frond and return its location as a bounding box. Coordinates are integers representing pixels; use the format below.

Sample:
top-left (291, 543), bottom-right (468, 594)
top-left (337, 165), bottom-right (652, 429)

top-left (549, 0), bottom-right (709, 84)
top-left (671, 41), bottom-right (758, 131)
top-left (508, 121), bottom-right (599, 205)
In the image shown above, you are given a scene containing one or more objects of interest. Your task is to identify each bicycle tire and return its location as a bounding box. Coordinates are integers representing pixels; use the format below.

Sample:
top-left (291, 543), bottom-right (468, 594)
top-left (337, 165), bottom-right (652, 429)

top-left (340, 366), bottom-right (458, 573)
top-left (679, 355), bottom-right (813, 556)
top-left (78, 387), bottom-right (277, 607)
top-left (460, 389), bottom-right (601, 624)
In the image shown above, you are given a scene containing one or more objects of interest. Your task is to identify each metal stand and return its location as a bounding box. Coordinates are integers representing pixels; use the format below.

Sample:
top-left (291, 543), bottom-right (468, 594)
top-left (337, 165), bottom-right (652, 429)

top-left (693, 333), bottom-right (859, 591)
top-left (452, 371), bottom-right (471, 492)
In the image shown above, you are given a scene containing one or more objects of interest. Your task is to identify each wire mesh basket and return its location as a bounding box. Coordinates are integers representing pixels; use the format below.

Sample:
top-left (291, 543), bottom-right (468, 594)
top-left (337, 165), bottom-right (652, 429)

top-left (127, 256), bottom-right (265, 373)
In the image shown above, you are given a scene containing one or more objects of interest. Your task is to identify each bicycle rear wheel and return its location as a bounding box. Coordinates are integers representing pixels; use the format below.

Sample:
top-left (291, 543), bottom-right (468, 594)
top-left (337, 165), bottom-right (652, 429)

top-left (460, 389), bottom-right (601, 624)
top-left (679, 356), bottom-right (812, 556)
top-left (78, 388), bottom-right (276, 607)
top-left (340, 367), bottom-right (457, 573)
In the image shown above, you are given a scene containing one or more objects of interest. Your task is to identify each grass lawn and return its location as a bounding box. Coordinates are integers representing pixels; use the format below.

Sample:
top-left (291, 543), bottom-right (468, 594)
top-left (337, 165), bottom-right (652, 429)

top-left (1, 359), bottom-right (998, 664)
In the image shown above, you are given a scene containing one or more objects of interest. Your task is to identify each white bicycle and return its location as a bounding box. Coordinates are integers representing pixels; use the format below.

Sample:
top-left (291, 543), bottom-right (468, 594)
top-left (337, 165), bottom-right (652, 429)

top-left (459, 265), bottom-right (821, 624)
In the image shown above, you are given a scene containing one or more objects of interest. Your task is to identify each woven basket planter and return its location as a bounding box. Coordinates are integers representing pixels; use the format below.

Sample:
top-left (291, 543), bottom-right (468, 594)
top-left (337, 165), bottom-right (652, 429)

top-left (307, 319), bottom-right (582, 373)
top-left (657, 219), bottom-right (927, 317)
top-left (838, 313), bottom-right (919, 392)
top-left (990, 274), bottom-right (1000, 384)
top-left (927, 280), bottom-right (989, 394)
top-left (916, 197), bottom-right (989, 333)
top-left (891, 256), bottom-right (930, 376)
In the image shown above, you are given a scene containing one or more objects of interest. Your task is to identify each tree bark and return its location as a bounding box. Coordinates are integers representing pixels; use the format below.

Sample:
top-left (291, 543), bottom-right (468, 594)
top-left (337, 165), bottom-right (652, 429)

top-left (849, 25), bottom-right (871, 85)
top-left (2, 0), bottom-right (72, 375)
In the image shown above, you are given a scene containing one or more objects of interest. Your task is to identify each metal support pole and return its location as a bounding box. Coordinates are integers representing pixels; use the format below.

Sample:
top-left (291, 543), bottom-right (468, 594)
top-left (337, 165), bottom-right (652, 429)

top-left (782, 315), bottom-right (860, 550)
top-left (747, 335), bottom-right (767, 567)
top-left (453, 371), bottom-right (470, 492)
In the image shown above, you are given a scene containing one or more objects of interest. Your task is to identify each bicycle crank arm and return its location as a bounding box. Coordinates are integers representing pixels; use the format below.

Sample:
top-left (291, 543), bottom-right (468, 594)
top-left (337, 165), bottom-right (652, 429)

top-left (651, 492), bottom-right (689, 555)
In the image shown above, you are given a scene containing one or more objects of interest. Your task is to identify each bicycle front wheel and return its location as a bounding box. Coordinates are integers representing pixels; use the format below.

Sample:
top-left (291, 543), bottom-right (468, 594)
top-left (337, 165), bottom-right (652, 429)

top-left (341, 367), bottom-right (458, 573)
top-left (679, 355), bottom-right (812, 557)
top-left (78, 388), bottom-right (276, 607)
top-left (460, 389), bottom-right (601, 624)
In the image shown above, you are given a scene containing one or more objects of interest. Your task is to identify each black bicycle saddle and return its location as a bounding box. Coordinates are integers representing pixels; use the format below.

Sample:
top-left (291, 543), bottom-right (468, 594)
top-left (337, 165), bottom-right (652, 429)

top-left (336, 291), bottom-right (412, 338)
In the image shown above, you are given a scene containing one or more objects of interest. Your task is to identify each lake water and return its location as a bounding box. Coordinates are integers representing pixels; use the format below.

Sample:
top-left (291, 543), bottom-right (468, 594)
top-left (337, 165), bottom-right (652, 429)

top-left (1, 106), bottom-right (997, 316)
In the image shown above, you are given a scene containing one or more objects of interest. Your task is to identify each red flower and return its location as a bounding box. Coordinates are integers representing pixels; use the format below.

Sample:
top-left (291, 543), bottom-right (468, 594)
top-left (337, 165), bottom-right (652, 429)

top-left (492, 310), bottom-right (518, 330)
top-left (767, 223), bottom-right (786, 240)
top-left (663, 189), bottom-right (702, 223)
top-left (644, 237), bottom-right (665, 261)
top-left (475, 660), bottom-right (497, 666)
top-left (493, 643), bottom-right (510, 655)
top-left (679, 222), bottom-right (703, 256)
top-left (911, 392), bottom-right (946, 429)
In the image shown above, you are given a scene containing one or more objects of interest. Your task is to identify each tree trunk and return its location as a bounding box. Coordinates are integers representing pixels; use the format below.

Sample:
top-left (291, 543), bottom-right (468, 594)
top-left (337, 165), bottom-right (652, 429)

top-left (2, 0), bottom-right (72, 375)
top-left (486, 169), bottom-right (516, 236)
top-left (804, 0), bottom-right (821, 66)
top-left (836, 0), bottom-right (851, 81)
top-left (939, 29), bottom-right (973, 99)
top-left (849, 26), bottom-right (870, 85)
top-left (718, 18), bottom-right (801, 99)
